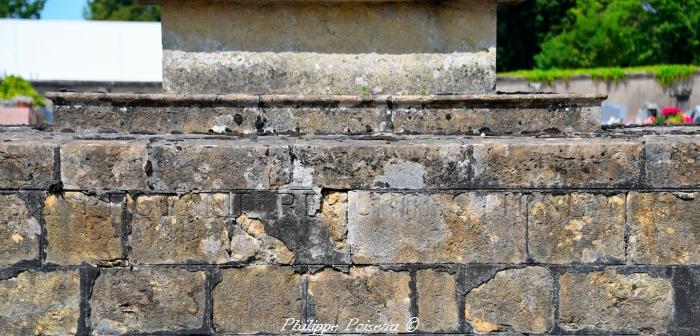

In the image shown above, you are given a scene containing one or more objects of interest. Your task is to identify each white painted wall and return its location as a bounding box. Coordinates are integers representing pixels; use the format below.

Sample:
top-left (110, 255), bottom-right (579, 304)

top-left (0, 19), bottom-right (162, 82)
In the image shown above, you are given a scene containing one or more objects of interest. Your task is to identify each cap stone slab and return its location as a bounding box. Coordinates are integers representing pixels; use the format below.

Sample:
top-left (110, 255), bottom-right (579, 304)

top-left (155, 0), bottom-right (499, 94)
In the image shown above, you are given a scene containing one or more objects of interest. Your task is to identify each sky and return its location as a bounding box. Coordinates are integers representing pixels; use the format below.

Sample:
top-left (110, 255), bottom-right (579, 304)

top-left (41, 0), bottom-right (87, 20)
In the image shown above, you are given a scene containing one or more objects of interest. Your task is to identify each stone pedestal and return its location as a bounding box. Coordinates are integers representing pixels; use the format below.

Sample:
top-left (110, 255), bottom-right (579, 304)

top-left (155, 0), bottom-right (503, 95)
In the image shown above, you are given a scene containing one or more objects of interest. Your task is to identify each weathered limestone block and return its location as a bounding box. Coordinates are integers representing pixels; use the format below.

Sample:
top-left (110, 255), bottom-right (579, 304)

top-left (128, 193), bottom-right (229, 264)
top-left (91, 267), bottom-right (206, 334)
top-left (291, 139), bottom-right (472, 189)
top-left (318, 191), bottom-right (348, 253)
top-left (645, 136), bottom-right (700, 187)
top-left (307, 268), bottom-right (412, 333)
top-left (213, 266), bottom-right (303, 333)
top-left (0, 139), bottom-right (56, 189)
top-left (463, 266), bottom-right (554, 334)
top-left (391, 96), bottom-right (602, 135)
top-left (0, 271), bottom-right (80, 335)
top-left (149, 139), bottom-right (291, 191)
top-left (52, 94), bottom-right (258, 134)
top-left (528, 193), bottom-right (626, 263)
top-left (416, 269), bottom-right (459, 332)
top-left (60, 140), bottom-right (149, 190)
top-left (472, 138), bottom-right (643, 188)
top-left (0, 194), bottom-right (41, 266)
top-left (257, 96), bottom-right (391, 134)
top-left (559, 269), bottom-right (673, 334)
top-left (160, 1), bottom-right (496, 95)
top-left (164, 50), bottom-right (495, 95)
top-left (230, 214), bottom-right (294, 264)
top-left (44, 192), bottom-right (123, 265)
top-left (231, 191), bottom-right (350, 265)
top-left (627, 192), bottom-right (700, 265)
top-left (348, 192), bottom-right (526, 264)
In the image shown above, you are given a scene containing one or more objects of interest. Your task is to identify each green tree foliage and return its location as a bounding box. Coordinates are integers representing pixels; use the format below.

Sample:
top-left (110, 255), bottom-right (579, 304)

top-left (0, 0), bottom-right (46, 19)
top-left (84, 0), bottom-right (160, 21)
top-left (497, 0), bottom-right (576, 71)
top-left (0, 75), bottom-right (45, 107)
top-left (534, 0), bottom-right (700, 69)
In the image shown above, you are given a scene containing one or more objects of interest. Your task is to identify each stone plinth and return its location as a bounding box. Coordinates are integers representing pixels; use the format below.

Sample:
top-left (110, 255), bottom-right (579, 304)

top-left (154, 0), bottom-right (499, 95)
top-left (46, 92), bottom-right (605, 135)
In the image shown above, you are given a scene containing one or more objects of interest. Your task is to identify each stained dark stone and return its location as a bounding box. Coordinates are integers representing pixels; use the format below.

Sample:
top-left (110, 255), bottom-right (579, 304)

top-left (232, 191), bottom-right (350, 265)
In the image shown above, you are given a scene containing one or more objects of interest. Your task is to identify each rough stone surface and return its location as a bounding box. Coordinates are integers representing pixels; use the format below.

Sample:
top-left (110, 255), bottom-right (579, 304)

top-left (51, 97), bottom-right (390, 135)
top-left (463, 266), bottom-right (553, 334)
top-left (213, 266), bottom-right (302, 333)
top-left (232, 191), bottom-right (350, 265)
top-left (645, 136), bottom-right (700, 188)
top-left (44, 192), bottom-right (123, 265)
top-left (161, 1), bottom-right (495, 95)
top-left (559, 269), bottom-right (673, 334)
top-left (307, 268), bottom-right (412, 333)
top-left (0, 271), bottom-right (80, 335)
top-left (230, 213), bottom-right (294, 264)
top-left (48, 92), bottom-right (604, 135)
top-left (91, 267), bottom-right (206, 334)
top-left (318, 191), bottom-right (348, 253)
top-left (258, 99), bottom-right (391, 135)
top-left (128, 193), bottom-right (229, 264)
top-left (291, 139), bottom-right (472, 189)
top-left (528, 193), bottom-right (626, 263)
top-left (416, 269), bottom-right (459, 333)
top-left (164, 50), bottom-right (495, 95)
top-left (393, 104), bottom-right (600, 135)
top-left (348, 192), bottom-right (526, 264)
top-left (0, 139), bottom-right (56, 189)
top-left (149, 139), bottom-right (291, 191)
top-left (472, 138), bottom-right (643, 188)
top-left (60, 140), bottom-right (149, 190)
top-left (0, 194), bottom-right (41, 266)
top-left (161, 1), bottom-right (495, 54)
top-left (671, 267), bottom-right (700, 335)
top-left (627, 192), bottom-right (700, 265)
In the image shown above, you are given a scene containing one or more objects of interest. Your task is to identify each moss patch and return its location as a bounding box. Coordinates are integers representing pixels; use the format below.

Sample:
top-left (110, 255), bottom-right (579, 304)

top-left (499, 65), bottom-right (698, 87)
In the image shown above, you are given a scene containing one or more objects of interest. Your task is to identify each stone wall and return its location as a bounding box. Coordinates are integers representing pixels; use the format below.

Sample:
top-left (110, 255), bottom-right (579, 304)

top-left (0, 128), bottom-right (698, 335)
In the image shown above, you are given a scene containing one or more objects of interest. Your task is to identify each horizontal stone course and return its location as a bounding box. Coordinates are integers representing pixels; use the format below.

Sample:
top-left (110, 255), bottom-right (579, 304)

top-left (0, 265), bottom-right (688, 335)
top-left (47, 92), bottom-right (604, 135)
top-left (1, 132), bottom-right (696, 192)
